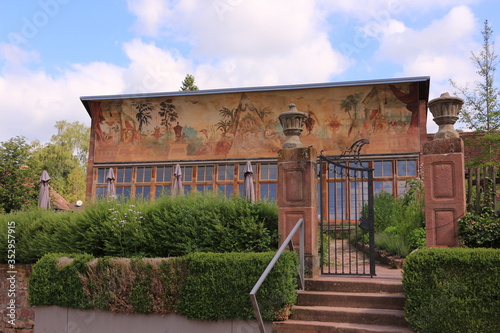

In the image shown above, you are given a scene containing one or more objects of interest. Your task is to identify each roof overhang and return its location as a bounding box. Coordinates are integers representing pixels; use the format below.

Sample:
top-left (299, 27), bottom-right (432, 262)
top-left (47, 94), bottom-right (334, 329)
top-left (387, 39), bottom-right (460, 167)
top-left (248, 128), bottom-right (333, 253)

top-left (80, 76), bottom-right (431, 118)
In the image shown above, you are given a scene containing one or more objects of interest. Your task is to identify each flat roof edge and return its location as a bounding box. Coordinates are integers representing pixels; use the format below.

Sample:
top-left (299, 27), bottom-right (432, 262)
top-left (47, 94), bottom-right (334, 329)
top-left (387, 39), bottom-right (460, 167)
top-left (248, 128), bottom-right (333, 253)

top-left (80, 76), bottom-right (430, 102)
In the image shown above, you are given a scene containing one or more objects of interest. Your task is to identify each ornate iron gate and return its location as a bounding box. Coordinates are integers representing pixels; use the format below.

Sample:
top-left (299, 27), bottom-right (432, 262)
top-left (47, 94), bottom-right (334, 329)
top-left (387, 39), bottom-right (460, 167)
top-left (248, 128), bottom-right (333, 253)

top-left (319, 139), bottom-right (375, 276)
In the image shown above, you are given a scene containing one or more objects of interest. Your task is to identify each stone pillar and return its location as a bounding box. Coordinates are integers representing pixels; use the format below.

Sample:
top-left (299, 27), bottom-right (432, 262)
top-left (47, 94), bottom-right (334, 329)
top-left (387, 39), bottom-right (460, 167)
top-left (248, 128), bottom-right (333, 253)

top-left (423, 93), bottom-right (466, 247)
top-left (277, 104), bottom-right (319, 277)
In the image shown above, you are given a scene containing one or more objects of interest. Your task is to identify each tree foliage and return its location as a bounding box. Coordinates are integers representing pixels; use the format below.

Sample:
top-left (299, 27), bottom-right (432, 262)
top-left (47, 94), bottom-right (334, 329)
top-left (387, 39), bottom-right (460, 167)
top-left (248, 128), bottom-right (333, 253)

top-left (180, 74), bottom-right (199, 91)
top-left (451, 20), bottom-right (500, 165)
top-left (0, 121), bottom-right (90, 211)
top-left (0, 136), bottom-right (40, 213)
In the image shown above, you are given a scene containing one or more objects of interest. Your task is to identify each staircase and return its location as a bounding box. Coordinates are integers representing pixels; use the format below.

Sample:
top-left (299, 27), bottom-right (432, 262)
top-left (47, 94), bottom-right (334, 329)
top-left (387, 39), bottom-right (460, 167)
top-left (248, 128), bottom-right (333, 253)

top-left (273, 268), bottom-right (414, 333)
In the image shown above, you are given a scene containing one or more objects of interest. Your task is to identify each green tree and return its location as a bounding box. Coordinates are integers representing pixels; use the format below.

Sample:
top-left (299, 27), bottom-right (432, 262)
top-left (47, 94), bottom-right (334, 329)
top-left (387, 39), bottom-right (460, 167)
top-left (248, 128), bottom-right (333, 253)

top-left (0, 136), bottom-right (40, 213)
top-left (50, 120), bottom-right (90, 166)
top-left (451, 20), bottom-right (500, 165)
top-left (32, 121), bottom-right (90, 203)
top-left (180, 74), bottom-right (199, 91)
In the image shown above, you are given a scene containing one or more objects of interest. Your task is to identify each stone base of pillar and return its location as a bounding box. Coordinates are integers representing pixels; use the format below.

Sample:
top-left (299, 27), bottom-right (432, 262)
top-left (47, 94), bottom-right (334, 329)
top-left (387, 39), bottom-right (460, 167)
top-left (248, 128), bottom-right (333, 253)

top-left (277, 146), bottom-right (319, 277)
top-left (423, 138), bottom-right (466, 247)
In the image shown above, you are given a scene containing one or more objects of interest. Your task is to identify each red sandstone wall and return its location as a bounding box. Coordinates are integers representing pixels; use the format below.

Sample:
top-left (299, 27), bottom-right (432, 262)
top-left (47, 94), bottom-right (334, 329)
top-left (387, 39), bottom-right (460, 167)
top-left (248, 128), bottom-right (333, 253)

top-left (0, 264), bottom-right (34, 333)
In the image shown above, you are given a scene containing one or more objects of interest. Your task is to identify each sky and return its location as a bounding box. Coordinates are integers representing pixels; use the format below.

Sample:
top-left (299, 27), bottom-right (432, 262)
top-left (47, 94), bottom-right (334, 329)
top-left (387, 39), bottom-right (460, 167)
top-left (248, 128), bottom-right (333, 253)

top-left (1, 0), bottom-right (499, 144)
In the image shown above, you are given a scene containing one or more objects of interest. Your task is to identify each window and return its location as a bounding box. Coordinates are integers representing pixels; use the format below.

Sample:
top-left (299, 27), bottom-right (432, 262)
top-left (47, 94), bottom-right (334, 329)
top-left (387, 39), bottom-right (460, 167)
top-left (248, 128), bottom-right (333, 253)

top-left (260, 163), bottom-right (277, 180)
top-left (218, 165), bottom-right (234, 181)
top-left (135, 186), bottom-right (150, 200)
top-left (374, 161), bottom-right (392, 177)
top-left (136, 167), bottom-right (152, 183)
top-left (397, 160), bottom-right (417, 177)
top-left (374, 181), bottom-right (393, 194)
top-left (197, 166), bottom-right (213, 181)
top-left (260, 183), bottom-right (276, 200)
top-left (116, 167), bottom-right (133, 183)
top-left (157, 166), bottom-right (172, 182)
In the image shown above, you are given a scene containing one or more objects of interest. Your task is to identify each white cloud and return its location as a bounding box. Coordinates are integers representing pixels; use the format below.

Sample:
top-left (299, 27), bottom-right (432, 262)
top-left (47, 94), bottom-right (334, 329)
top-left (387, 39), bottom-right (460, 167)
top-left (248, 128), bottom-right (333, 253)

top-left (126, 0), bottom-right (169, 36)
top-left (0, 46), bottom-right (125, 143)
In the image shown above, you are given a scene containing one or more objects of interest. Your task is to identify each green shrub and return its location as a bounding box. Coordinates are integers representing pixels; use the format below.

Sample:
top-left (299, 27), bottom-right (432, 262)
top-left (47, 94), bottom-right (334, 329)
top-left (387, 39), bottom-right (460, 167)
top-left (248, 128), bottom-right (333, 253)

top-left (371, 179), bottom-right (425, 257)
top-left (28, 253), bottom-right (93, 308)
top-left (1, 194), bottom-right (279, 264)
top-left (459, 207), bottom-right (500, 248)
top-left (178, 252), bottom-right (298, 321)
top-left (29, 252), bottom-right (298, 321)
top-left (375, 232), bottom-right (411, 257)
top-left (403, 248), bottom-right (500, 333)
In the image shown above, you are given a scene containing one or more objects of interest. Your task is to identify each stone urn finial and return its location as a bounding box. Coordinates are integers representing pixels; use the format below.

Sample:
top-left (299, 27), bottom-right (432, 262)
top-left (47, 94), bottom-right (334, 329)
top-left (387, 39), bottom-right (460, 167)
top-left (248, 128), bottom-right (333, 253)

top-left (428, 92), bottom-right (464, 140)
top-left (279, 104), bottom-right (308, 148)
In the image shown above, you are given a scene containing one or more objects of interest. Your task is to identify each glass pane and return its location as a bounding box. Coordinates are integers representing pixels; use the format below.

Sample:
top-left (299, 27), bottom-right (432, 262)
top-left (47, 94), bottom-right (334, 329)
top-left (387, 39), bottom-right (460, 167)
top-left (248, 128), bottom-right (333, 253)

top-left (197, 166), bottom-right (213, 181)
top-left (97, 168), bottom-right (106, 183)
top-left (96, 187), bottom-right (106, 197)
top-left (196, 185), bottom-right (213, 193)
top-left (397, 181), bottom-right (408, 196)
top-left (183, 166), bottom-right (193, 181)
top-left (350, 182), bottom-right (368, 221)
top-left (117, 168), bottom-right (132, 183)
top-left (374, 161), bottom-right (392, 177)
top-left (260, 184), bottom-right (276, 201)
top-left (260, 164), bottom-right (277, 180)
top-left (156, 185), bottom-right (171, 197)
top-left (328, 182), bottom-right (345, 221)
top-left (269, 164), bottom-right (277, 179)
top-left (239, 165), bottom-right (246, 181)
top-left (157, 166), bottom-right (172, 182)
top-left (116, 186), bottom-right (131, 198)
top-left (135, 186), bottom-right (150, 200)
top-left (137, 167), bottom-right (152, 183)
top-left (398, 160), bottom-right (417, 177)
top-left (218, 165), bottom-right (234, 181)
top-left (374, 181), bottom-right (393, 194)
top-left (217, 184), bottom-right (233, 196)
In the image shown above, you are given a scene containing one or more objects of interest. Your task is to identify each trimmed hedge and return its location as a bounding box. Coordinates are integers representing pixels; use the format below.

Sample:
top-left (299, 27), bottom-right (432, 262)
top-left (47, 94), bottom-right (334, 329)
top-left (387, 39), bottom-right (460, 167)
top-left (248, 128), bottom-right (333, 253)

top-left (403, 248), bottom-right (500, 333)
top-left (29, 252), bottom-right (298, 321)
top-left (0, 194), bottom-right (279, 263)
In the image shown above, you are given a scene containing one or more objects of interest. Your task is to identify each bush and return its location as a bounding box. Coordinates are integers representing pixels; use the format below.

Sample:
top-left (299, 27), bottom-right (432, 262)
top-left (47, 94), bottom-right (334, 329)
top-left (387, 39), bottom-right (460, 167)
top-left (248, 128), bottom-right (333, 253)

top-left (0, 194), bottom-right (279, 263)
top-left (403, 248), bottom-right (500, 333)
top-left (29, 252), bottom-right (299, 321)
top-left (371, 179), bottom-right (425, 257)
top-left (459, 207), bottom-right (500, 248)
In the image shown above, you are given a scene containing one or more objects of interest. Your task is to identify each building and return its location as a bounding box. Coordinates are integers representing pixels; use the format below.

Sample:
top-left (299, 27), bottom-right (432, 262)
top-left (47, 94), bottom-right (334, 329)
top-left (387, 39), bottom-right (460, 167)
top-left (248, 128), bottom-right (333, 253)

top-left (81, 76), bottom-right (430, 203)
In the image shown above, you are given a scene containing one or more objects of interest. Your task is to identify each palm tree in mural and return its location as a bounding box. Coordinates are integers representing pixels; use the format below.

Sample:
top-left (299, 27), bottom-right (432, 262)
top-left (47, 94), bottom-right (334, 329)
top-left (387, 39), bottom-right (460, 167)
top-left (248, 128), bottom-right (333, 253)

top-left (132, 102), bottom-right (154, 132)
top-left (216, 107), bottom-right (236, 134)
top-left (158, 99), bottom-right (178, 132)
top-left (340, 93), bottom-right (364, 120)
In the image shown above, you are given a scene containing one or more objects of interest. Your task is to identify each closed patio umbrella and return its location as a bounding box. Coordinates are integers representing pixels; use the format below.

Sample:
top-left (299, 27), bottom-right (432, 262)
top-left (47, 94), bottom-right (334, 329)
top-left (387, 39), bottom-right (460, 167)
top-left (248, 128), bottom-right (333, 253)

top-left (244, 161), bottom-right (255, 203)
top-left (38, 170), bottom-right (51, 209)
top-left (172, 164), bottom-right (184, 196)
top-left (106, 168), bottom-right (116, 198)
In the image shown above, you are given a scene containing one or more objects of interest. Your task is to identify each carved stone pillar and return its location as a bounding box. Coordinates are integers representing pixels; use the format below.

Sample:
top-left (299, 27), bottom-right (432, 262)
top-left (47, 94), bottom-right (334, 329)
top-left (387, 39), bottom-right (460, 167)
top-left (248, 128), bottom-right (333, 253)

top-left (423, 93), bottom-right (466, 247)
top-left (277, 105), bottom-right (319, 277)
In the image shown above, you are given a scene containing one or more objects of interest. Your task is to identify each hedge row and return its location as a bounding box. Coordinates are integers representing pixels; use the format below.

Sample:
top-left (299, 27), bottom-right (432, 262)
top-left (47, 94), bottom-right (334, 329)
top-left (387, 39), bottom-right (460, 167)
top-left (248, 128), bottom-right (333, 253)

top-left (0, 194), bottom-right (279, 264)
top-left (29, 252), bottom-right (299, 321)
top-left (403, 248), bottom-right (500, 333)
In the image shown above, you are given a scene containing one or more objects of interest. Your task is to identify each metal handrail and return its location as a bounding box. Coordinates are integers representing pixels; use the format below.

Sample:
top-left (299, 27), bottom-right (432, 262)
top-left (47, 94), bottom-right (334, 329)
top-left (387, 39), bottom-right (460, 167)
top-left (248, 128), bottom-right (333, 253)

top-left (249, 218), bottom-right (305, 333)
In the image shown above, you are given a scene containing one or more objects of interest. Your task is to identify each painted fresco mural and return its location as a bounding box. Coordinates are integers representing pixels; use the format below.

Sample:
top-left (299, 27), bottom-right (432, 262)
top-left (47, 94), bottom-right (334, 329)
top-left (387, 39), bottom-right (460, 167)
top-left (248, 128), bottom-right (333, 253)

top-left (90, 82), bottom-right (423, 163)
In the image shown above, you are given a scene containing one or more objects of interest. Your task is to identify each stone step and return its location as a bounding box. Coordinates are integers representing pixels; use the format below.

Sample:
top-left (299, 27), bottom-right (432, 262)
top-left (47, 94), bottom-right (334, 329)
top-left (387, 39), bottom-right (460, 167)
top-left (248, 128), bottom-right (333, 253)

top-left (290, 306), bottom-right (409, 327)
top-left (273, 320), bottom-right (414, 333)
top-left (296, 290), bottom-right (406, 310)
top-left (305, 277), bottom-right (403, 294)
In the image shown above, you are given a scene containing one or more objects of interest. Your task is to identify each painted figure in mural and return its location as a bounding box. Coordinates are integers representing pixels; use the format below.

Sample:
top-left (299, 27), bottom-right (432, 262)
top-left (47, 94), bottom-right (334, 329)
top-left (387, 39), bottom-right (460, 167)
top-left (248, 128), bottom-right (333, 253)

top-left (173, 122), bottom-right (183, 142)
top-left (305, 106), bottom-right (320, 135)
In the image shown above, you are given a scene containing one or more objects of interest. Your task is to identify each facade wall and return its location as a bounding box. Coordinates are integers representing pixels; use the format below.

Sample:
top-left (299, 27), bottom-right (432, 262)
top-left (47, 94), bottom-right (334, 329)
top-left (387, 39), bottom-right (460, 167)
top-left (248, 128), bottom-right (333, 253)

top-left (83, 79), bottom-right (429, 201)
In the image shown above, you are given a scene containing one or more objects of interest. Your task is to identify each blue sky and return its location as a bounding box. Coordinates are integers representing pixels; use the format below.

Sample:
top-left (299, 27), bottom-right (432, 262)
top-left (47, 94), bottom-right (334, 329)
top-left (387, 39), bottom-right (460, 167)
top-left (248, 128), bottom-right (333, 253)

top-left (1, 0), bottom-right (499, 143)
